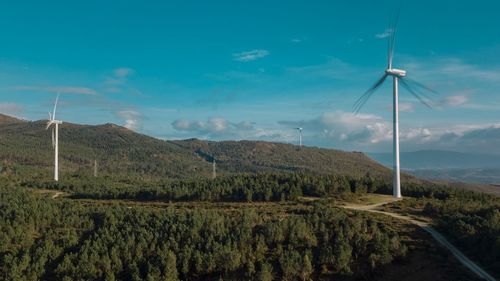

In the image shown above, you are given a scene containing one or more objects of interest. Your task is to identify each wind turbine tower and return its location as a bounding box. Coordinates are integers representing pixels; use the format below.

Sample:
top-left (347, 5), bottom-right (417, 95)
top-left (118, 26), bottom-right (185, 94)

top-left (46, 93), bottom-right (63, 181)
top-left (296, 127), bottom-right (303, 147)
top-left (353, 12), bottom-right (434, 199)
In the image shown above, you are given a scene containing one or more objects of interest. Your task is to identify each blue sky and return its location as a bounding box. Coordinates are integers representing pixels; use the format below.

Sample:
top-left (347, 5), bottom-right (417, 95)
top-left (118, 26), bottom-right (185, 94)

top-left (1, 0), bottom-right (500, 153)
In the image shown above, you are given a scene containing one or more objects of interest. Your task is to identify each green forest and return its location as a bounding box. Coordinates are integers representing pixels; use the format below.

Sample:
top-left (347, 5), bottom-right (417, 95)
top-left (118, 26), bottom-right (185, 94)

top-left (1, 185), bottom-right (409, 281)
top-left (1, 171), bottom-right (499, 280)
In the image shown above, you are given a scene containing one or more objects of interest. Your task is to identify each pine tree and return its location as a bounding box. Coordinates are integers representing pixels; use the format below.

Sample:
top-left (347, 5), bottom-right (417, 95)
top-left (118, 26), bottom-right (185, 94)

top-left (163, 251), bottom-right (179, 281)
top-left (300, 254), bottom-right (313, 281)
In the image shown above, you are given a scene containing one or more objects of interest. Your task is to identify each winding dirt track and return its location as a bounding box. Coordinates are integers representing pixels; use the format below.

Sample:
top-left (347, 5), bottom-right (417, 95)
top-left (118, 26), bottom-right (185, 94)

top-left (343, 202), bottom-right (497, 281)
top-left (51, 192), bottom-right (63, 199)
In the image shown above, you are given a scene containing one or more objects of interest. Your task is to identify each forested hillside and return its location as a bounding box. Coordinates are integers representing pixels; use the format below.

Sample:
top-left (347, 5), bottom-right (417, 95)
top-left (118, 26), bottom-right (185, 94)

top-left (3, 183), bottom-right (484, 281)
top-left (0, 114), bottom-right (393, 181)
top-left (0, 115), bottom-right (218, 178)
top-left (172, 139), bottom-right (391, 178)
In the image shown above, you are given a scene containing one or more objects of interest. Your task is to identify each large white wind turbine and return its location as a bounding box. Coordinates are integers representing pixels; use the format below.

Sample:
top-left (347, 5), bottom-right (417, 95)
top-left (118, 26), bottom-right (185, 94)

top-left (354, 13), bottom-right (434, 199)
top-left (46, 93), bottom-right (63, 181)
top-left (296, 127), bottom-right (303, 147)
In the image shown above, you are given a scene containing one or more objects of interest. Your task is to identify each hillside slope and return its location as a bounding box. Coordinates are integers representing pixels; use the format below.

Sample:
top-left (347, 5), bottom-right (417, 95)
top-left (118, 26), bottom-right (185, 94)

top-left (0, 115), bottom-right (212, 178)
top-left (0, 114), bottom-right (392, 180)
top-left (172, 139), bottom-right (391, 178)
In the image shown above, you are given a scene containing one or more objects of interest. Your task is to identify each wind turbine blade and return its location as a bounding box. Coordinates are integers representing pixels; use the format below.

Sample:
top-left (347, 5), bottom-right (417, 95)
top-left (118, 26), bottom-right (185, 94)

top-left (52, 92), bottom-right (60, 120)
top-left (400, 78), bottom-right (432, 108)
top-left (46, 120), bottom-right (53, 130)
top-left (353, 74), bottom-right (388, 113)
top-left (404, 77), bottom-right (438, 95)
top-left (388, 5), bottom-right (401, 69)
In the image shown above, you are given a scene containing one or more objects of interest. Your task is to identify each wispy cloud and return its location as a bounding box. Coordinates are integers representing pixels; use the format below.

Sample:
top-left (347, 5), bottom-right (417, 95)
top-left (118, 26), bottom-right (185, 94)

top-left (403, 56), bottom-right (500, 82)
top-left (11, 85), bottom-right (97, 95)
top-left (233, 49), bottom-right (269, 62)
top-left (442, 95), bottom-right (468, 107)
top-left (113, 67), bottom-right (135, 78)
top-left (375, 28), bottom-right (393, 39)
top-left (286, 57), bottom-right (366, 81)
top-left (103, 67), bottom-right (136, 93)
top-left (398, 102), bottom-right (415, 112)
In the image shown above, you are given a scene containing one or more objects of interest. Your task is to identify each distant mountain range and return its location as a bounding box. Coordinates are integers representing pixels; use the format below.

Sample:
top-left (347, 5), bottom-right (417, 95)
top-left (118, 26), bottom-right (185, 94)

top-left (368, 150), bottom-right (500, 183)
top-left (0, 114), bottom-right (392, 180)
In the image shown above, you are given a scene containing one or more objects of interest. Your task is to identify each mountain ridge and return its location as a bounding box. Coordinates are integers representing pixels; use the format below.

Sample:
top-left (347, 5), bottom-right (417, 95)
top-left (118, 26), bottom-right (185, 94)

top-left (0, 113), bottom-right (392, 180)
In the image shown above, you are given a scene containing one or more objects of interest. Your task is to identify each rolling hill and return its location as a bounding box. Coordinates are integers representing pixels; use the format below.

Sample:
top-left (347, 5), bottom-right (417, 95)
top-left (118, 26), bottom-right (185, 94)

top-left (172, 138), bottom-right (390, 177)
top-left (0, 113), bottom-right (392, 180)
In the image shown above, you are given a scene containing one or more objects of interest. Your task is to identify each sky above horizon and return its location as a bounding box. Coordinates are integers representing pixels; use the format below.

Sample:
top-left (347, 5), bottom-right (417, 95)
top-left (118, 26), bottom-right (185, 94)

top-left (1, 0), bottom-right (500, 154)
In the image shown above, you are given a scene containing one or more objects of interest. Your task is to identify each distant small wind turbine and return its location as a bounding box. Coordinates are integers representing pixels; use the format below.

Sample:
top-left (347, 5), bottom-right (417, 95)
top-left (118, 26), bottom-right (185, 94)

top-left (353, 11), bottom-right (435, 199)
top-left (296, 127), bottom-right (303, 147)
top-left (46, 93), bottom-right (63, 181)
top-left (93, 159), bottom-right (98, 177)
top-left (212, 158), bottom-right (216, 179)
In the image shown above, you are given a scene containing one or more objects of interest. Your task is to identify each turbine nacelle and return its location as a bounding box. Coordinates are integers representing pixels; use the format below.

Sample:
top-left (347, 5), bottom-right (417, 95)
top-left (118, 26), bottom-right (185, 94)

top-left (46, 119), bottom-right (63, 129)
top-left (385, 68), bottom-right (406, 77)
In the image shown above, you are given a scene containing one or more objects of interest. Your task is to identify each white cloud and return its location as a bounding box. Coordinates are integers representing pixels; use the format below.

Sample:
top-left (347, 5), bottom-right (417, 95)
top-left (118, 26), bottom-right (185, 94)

top-left (295, 111), bottom-right (500, 153)
top-left (277, 111), bottom-right (446, 151)
top-left (280, 111), bottom-right (392, 145)
top-left (291, 38), bottom-right (302, 43)
top-left (233, 49), bottom-right (269, 62)
top-left (172, 117), bottom-right (228, 134)
top-left (114, 110), bottom-right (142, 131)
top-left (171, 117), bottom-right (290, 141)
top-left (11, 85), bottom-right (97, 95)
top-left (375, 28), bottom-right (393, 39)
top-left (402, 128), bottom-right (432, 142)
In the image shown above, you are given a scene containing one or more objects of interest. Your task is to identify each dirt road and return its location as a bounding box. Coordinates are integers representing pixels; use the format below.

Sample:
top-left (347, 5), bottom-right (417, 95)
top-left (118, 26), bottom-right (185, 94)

top-left (343, 202), bottom-right (497, 281)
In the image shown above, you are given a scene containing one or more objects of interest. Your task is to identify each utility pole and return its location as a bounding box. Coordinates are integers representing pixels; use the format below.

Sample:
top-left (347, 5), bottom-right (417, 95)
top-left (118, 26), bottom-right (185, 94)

top-left (93, 159), bottom-right (98, 177)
